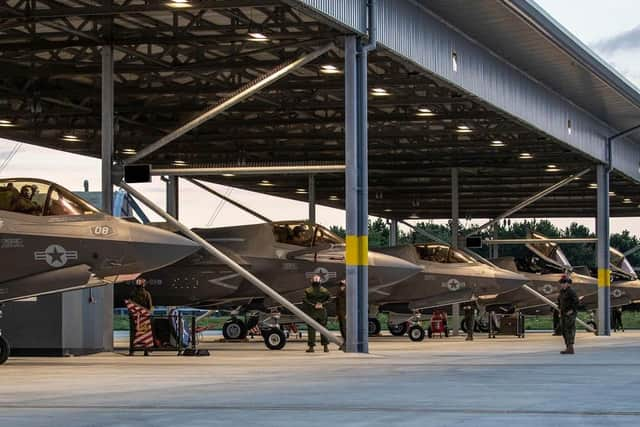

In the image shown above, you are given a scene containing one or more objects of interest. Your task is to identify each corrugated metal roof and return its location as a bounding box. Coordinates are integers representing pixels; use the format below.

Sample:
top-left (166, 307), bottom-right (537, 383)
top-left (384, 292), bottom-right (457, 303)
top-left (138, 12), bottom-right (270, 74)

top-left (422, 0), bottom-right (640, 138)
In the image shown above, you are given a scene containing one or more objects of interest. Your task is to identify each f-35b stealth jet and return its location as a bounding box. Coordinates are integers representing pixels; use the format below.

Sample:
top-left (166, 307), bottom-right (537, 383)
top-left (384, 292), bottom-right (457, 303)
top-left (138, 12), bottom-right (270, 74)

top-left (0, 178), bottom-right (199, 364)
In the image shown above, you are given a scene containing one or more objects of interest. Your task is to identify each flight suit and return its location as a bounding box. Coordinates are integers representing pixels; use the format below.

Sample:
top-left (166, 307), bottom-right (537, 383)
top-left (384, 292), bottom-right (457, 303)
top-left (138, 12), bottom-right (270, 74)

top-left (335, 285), bottom-right (347, 339)
top-left (463, 304), bottom-right (475, 341)
top-left (557, 286), bottom-right (579, 351)
top-left (303, 284), bottom-right (331, 348)
top-left (129, 285), bottom-right (154, 355)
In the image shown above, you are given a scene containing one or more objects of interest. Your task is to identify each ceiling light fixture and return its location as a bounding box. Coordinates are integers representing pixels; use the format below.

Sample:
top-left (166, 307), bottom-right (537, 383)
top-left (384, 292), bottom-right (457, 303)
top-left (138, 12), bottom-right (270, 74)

top-left (371, 88), bottom-right (390, 96)
top-left (490, 140), bottom-right (505, 147)
top-left (295, 188), bottom-right (308, 194)
top-left (384, 208), bottom-right (393, 212)
top-left (329, 195), bottom-right (340, 201)
top-left (258, 180), bottom-right (274, 187)
top-left (172, 160), bottom-right (187, 166)
top-left (416, 108), bottom-right (435, 117)
top-left (519, 152), bottom-right (533, 159)
top-left (609, 191), bottom-right (616, 197)
top-left (588, 183), bottom-right (598, 189)
top-left (0, 119), bottom-right (15, 127)
top-left (62, 134), bottom-right (80, 142)
top-left (320, 64), bottom-right (341, 74)
top-left (221, 173), bottom-right (235, 177)
top-left (623, 198), bottom-right (632, 204)
top-left (248, 32), bottom-right (269, 42)
top-left (122, 148), bottom-right (137, 155)
top-left (545, 164), bottom-right (561, 172)
top-left (166, 0), bottom-right (191, 8)
top-left (409, 213), bottom-right (420, 219)
top-left (455, 125), bottom-right (472, 133)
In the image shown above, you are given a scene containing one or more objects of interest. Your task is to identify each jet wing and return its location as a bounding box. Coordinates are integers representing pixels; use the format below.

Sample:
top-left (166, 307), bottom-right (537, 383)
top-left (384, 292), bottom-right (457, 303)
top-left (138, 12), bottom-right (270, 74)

top-left (0, 264), bottom-right (107, 303)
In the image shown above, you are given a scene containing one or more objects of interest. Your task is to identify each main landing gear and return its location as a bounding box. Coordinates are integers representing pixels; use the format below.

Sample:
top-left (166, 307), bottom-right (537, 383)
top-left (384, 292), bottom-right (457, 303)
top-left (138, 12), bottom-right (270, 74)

top-left (223, 312), bottom-right (287, 350)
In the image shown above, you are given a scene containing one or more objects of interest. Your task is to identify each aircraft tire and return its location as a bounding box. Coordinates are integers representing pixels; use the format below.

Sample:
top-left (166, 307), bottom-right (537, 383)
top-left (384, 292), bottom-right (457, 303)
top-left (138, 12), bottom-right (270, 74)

top-left (587, 321), bottom-right (597, 333)
top-left (0, 336), bottom-right (9, 365)
top-left (368, 318), bottom-right (381, 336)
top-left (263, 328), bottom-right (286, 350)
top-left (476, 319), bottom-right (490, 333)
top-left (388, 323), bottom-right (407, 336)
top-left (408, 325), bottom-right (425, 342)
top-left (222, 319), bottom-right (248, 340)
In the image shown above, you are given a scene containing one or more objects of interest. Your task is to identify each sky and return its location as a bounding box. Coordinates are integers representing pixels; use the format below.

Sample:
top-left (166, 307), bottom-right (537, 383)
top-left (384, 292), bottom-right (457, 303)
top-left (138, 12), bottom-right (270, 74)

top-left (1, 1), bottom-right (640, 235)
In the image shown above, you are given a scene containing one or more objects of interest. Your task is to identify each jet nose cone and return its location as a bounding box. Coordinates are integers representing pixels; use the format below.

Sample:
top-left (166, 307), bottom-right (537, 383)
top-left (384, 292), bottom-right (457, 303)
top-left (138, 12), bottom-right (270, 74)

top-left (493, 268), bottom-right (528, 290)
top-left (127, 222), bottom-right (200, 273)
top-left (369, 251), bottom-right (422, 286)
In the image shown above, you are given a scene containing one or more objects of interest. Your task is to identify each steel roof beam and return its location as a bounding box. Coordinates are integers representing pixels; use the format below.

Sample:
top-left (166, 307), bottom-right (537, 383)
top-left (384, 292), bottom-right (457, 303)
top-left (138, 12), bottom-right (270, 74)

top-left (122, 42), bottom-right (333, 164)
top-left (0, 1), bottom-right (283, 20)
top-left (151, 164), bottom-right (345, 176)
top-left (185, 178), bottom-right (272, 223)
top-left (466, 168), bottom-right (592, 237)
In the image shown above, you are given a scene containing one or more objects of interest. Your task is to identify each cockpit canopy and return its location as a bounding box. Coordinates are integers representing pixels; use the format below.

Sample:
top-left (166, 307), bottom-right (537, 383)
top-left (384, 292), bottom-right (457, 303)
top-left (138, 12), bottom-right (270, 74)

top-left (273, 222), bottom-right (344, 247)
top-left (610, 247), bottom-right (637, 280)
top-left (525, 232), bottom-right (572, 271)
top-left (0, 178), bottom-right (99, 217)
top-left (415, 243), bottom-right (476, 264)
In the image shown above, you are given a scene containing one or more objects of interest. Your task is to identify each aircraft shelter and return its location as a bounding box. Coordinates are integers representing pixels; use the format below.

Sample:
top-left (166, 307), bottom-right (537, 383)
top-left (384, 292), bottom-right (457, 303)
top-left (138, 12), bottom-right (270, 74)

top-left (1, 0), bottom-right (640, 353)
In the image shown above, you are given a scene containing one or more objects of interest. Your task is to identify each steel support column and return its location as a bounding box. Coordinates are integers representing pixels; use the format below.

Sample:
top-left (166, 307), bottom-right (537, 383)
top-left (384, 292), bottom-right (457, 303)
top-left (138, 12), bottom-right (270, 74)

top-left (308, 174), bottom-right (316, 225)
top-left (389, 219), bottom-right (398, 247)
top-left (165, 176), bottom-right (179, 219)
top-left (451, 168), bottom-right (459, 249)
top-left (451, 303), bottom-right (460, 337)
top-left (596, 164), bottom-right (611, 336)
top-left (100, 43), bottom-right (114, 352)
top-left (451, 168), bottom-right (460, 335)
top-left (344, 36), bottom-right (368, 353)
top-left (101, 45), bottom-right (114, 214)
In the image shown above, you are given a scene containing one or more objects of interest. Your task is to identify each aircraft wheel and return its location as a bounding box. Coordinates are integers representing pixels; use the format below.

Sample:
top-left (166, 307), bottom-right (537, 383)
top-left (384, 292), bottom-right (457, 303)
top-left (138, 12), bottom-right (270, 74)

top-left (222, 319), bottom-right (247, 340)
top-left (476, 319), bottom-right (490, 333)
top-left (263, 328), bottom-right (286, 350)
top-left (0, 336), bottom-right (9, 365)
top-left (368, 318), bottom-right (381, 336)
top-left (408, 325), bottom-right (425, 342)
top-left (388, 323), bottom-right (407, 336)
top-left (587, 321), bottom-right (597, 333)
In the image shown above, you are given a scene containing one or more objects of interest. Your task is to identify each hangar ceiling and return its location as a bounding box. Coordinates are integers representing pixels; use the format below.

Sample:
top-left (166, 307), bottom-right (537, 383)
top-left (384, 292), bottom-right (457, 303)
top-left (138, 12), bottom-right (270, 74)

top-left (0, 0), bottom-right (638, 219)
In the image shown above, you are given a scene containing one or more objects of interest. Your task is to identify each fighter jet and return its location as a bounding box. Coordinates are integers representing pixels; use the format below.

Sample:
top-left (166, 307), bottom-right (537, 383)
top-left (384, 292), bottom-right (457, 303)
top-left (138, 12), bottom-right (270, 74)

top-left (579, 247), bottom-right (640, 311)
top-left (370, 243), bottom-right (528, 340)
top-left (0, 178), bottom-right (200, 364)
top-left (489, 233), bottom-right (640, 322)
top-left (115, 221), bottom-right (422, 348)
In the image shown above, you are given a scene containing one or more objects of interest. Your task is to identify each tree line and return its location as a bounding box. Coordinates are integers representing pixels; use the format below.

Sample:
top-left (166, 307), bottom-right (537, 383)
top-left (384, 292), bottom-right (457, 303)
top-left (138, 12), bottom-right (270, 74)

top-left (330, 219), bottom-right (640, 269)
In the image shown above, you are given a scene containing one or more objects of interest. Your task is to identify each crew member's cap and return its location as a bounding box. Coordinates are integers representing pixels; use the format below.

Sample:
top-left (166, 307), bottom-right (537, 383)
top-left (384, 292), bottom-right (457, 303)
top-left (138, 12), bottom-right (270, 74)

top-left (559, 275), bottom-right (572, 284)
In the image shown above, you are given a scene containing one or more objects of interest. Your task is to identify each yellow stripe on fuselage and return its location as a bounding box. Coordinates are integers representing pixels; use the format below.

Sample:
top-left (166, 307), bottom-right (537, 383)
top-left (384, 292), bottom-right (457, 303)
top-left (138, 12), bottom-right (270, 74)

top-left (346, 235), bottom-right (368, 266)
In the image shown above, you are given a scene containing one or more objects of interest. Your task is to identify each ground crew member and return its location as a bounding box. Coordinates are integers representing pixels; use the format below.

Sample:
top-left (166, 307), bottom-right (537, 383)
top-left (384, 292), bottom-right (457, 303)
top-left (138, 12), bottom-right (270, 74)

top-left (613, 307), bottom-right (624, 332)
top-left (463, 303), bottom-right (475, 341)
top-left (129, 278), bottom-right (153, 356)
top-left (557, 276), bottom-right (579, 355)
top-left (303, 275), bottom-right (331, 353)
top-left (335, 279), bottom-right (347, 339)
